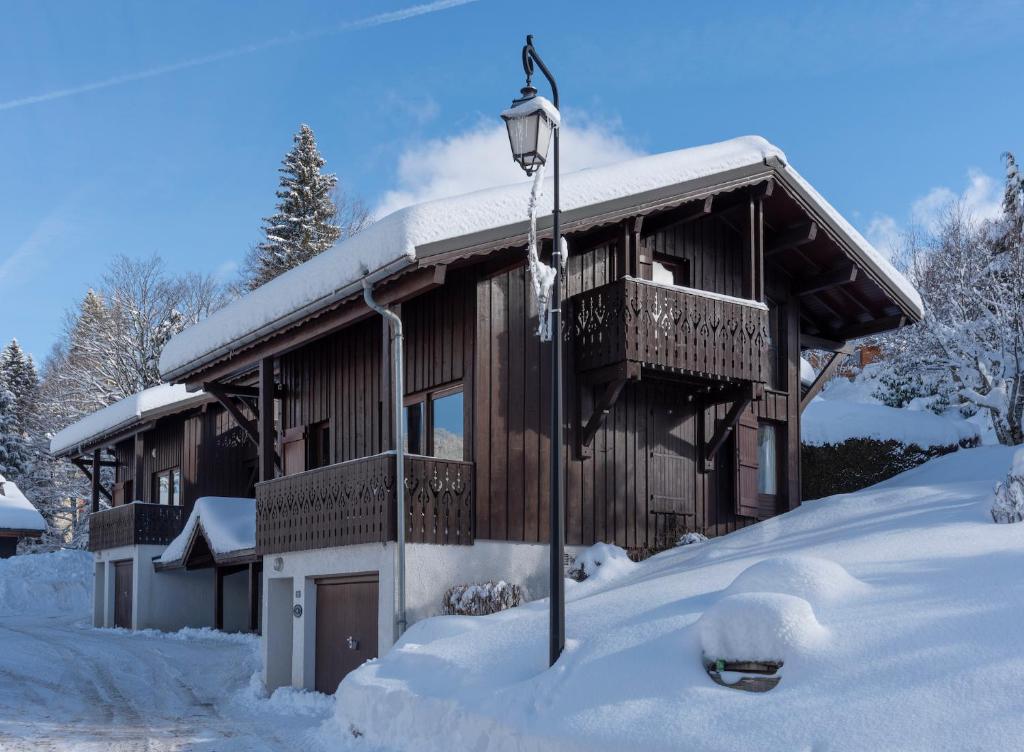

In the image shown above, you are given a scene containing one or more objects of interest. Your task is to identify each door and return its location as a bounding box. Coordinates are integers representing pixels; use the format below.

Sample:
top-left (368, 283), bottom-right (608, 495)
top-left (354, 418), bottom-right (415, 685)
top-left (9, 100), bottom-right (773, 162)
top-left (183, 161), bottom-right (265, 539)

top-left (315, 574), bottom-right (379, 694)
top-left (113, 559), bottom-right (133, 629)
top-left (648, 387), bottom-right (696, 522)
top-left (282, 426), bottom-right (307, 476)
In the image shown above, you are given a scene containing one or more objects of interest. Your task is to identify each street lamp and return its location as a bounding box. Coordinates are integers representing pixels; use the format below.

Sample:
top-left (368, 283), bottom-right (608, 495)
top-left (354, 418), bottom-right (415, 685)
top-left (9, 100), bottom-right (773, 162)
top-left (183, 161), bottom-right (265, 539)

top-left (501, 34), bottom-right (565, 668)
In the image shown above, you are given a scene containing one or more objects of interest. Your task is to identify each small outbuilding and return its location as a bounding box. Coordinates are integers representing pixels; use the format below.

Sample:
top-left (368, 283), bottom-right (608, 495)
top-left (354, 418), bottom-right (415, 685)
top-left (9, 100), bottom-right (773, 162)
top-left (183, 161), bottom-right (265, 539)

top-left (0, 475), bottom-right (47, 557)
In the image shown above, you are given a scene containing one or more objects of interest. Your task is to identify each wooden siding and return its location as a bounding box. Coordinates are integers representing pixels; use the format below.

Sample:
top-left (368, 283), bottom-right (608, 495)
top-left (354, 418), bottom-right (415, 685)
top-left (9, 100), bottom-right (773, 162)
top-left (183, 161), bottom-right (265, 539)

top-left (183, 404), bottom-right (257, 506)
top-left (645, 213), bottom-right (746, 296)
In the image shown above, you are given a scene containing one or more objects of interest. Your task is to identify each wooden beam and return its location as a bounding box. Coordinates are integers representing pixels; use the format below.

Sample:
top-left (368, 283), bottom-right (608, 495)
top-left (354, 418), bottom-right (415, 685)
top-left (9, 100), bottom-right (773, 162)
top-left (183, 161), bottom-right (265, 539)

top-left (703, 391), bottom-right (754, 472)
top-left (766, 221), bottom-right (818, 257)
top-left (257, 357), bottom-right (275, 483)
top-left (204, 382), bottom-right (259, 446)
top-left (580, 379), bottom-right (627, 452)
top-left (742, 195), bottom-right (756, 299)
top-left (134, 433), bottom-right (145, 502)
top-left (828, 315), bottom-right (906, 342)
top-left (214, 566), bottom-right (224, 631)
top-left (797, 264), bottom-right (859, 296)
top-left (247, 562), bottom-right (260, 634)
top-left (71, 459), bottom-right (114, 504)
top-left (90, 450), bottom-right (101, 513)
top-left (800, 333), bottom-right (854, 354)
top-left (800, 348), bottom-right (849, 412)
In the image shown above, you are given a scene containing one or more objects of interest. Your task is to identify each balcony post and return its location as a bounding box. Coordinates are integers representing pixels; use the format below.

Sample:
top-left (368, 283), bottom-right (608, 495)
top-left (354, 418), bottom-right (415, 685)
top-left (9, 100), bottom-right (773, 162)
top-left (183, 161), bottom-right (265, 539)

top-left (258, 357), bottom-right (275, 483)
top-left (91, 449), bottom-right (101, 513)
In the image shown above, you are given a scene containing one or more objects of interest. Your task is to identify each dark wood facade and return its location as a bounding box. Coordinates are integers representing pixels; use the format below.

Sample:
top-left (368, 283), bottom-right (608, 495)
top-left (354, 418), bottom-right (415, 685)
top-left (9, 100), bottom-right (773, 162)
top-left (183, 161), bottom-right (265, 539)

top-left (171, 173), bottom-right (916, 557)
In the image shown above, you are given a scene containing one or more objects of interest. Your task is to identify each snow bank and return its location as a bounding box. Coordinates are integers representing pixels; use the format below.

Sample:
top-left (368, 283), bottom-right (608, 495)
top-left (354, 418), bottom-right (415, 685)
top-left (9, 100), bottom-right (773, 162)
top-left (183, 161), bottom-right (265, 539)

top-left (49, 383), bottom-right (202, 455)
top-left (0, 475), bottom-right (46, 533)
top-left (698, 591), bottom-right (828, 662)
top-left (0, 549), bottom-right (92, 618)
top-left (803, 398), bottom-right (979, 448)
top-left (325, 446), bottom-right (1024, 752)
top-left (566, 542), bottom-right (636, 588)
top-left (158, 497), bottom-right (255, 565)
top-left (161, 135), bottom-right (921, 378)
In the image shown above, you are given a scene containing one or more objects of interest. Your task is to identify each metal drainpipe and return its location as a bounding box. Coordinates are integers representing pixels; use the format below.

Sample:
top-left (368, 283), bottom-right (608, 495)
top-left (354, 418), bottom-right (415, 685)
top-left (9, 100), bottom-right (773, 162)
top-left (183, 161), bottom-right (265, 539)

top-left (362, 279), bottom-right (407, 639)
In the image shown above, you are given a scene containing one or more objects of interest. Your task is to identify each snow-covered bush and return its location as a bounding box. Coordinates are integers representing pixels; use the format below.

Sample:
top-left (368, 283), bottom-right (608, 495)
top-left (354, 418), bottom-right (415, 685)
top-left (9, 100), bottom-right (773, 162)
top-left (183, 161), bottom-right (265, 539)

top-left (441, 581), bottom-right (524, 616)
top-left (677, 532), bottom-right (708, 547)
top-left (566, 542), bottom-right (635, 583)
top-left (992, 449), bottom-right (1024, 524)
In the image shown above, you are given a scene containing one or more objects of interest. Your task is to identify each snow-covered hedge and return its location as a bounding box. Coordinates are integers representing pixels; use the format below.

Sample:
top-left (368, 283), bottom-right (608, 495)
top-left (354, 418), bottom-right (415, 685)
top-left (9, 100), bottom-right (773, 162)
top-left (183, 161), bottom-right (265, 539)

top-left (441, 581), bottom-right (524, 616)
top-left (992, 449), bottom-right (1024, 524)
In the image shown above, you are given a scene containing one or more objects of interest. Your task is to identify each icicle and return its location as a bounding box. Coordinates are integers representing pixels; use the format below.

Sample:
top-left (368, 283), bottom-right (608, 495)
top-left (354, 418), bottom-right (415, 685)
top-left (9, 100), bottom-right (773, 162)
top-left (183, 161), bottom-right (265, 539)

top-left (526, 163), bottom-right (557, 341)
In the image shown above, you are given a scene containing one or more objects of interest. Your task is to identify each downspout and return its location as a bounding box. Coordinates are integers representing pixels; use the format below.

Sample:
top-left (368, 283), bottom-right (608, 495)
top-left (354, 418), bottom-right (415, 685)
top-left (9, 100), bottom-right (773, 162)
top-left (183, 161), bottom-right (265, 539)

top-left (362, 279), bottom-right (407, 639)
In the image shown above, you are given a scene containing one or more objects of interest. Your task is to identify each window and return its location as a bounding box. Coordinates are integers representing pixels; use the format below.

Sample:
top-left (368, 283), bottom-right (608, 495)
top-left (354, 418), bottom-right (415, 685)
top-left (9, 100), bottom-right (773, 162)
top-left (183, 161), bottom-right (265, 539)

top-left (766, 299), bottom-right (785, 390)
top-left (652, 255), bottom-right (690, 287)
top-left (404, 385), bottom-right (465, 460)
top-left (154, 467), bottom-right (181, 506)
top-left (757, 424), bottom-right (778, 497)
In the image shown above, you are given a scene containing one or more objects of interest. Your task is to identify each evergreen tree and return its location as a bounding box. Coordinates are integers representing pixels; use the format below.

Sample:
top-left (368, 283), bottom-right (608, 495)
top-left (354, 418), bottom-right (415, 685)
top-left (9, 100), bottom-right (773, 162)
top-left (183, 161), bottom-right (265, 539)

top-left (0, 386), bottom-right (27, 478)
top-left (0, 339), bottom-right (38, 433)
top-left (242, 124), bottom-right (369, 290)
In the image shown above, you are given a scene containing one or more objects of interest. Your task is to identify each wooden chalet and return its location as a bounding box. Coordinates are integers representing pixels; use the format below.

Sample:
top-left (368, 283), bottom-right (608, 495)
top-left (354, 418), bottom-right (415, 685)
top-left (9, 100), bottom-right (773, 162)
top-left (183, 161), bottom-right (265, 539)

top-left (51, 384), bottom-right (258, 631)
top-left (157, 136), bottom-right (923, 693)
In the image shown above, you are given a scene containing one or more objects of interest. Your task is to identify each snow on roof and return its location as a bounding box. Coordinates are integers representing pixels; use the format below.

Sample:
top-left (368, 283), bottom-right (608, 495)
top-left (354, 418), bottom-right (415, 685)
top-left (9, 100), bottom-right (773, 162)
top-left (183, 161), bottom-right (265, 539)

top-left (802, 399), bottom-right (980, 448)
top-left (0, 475), bottom-right (46, 533)
top-left (49, 383), bottom-right (204, 457)
top-left (800, 357), bottom-right (816, 387)
top-left (160, 135), bottom-right (923, 379)
top-left (158, 497), bottom-right (255, 566)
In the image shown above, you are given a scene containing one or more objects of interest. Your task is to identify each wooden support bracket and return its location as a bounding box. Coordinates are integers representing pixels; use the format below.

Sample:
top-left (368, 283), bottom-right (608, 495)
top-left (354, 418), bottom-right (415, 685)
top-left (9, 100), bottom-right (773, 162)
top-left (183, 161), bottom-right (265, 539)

top-left (578, 379), bottom-right (628, 458)
top-left (71, 458), bottom-right (113, 503)
top-left (703, 393), bottom-right (753, 472)
top-left (206, 379), bottom-right (282, 472)
top-left (799, 344), bottom-right (850, 413)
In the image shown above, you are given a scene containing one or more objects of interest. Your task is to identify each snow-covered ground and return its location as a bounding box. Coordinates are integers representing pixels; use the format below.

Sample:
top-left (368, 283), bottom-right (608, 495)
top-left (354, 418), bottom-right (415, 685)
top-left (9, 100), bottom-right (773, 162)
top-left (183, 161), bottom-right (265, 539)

top-left (330, 446), bottom-right (1024, 752)
top-left (0, 551), bottom-right (339, 751)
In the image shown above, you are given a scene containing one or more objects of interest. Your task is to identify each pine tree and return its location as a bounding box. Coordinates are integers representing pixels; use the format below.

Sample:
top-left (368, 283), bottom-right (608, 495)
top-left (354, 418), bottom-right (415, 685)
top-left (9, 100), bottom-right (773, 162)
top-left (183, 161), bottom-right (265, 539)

top-left (0, 386), bottom-right (27, 478)
top-left (242, 124), bottom-right (369, 290)
top-left (0, 339), bottom-right (38, 434)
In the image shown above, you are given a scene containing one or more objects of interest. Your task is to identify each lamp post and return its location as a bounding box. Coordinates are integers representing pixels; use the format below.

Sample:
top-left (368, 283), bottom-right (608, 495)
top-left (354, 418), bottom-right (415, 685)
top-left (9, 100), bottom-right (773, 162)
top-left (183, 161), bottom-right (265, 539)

top-left (501, 34), bottom-right (565, 667)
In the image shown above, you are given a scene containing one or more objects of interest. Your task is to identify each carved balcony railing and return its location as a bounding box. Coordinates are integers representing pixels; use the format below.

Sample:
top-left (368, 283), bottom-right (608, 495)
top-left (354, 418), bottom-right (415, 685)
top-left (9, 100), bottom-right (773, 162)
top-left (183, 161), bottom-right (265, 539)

top-left (88, 502), bottom-right (186, 552)
top-left (571, 277), bottom-right (771, 384)
top-left (256, 453), bottom-right (474, 555)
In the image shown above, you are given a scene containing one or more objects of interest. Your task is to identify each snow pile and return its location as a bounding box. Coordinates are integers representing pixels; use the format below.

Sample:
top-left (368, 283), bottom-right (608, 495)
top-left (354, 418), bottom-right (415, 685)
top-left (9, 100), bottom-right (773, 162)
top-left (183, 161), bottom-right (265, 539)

top-left (698, 591), bottom-right (828, 663)
top-left (49, 383), bottom-right (202, 455)
top-left (326, 446), bottom-right (1024, 752)
top-left (0, 475), bottom-right (46, 533)
top-left (992, 447), bottom-right (1024, 523)
top-left (442, 581), bottom-right (525, 616)
top-left (0, 549), bottom-right (92, 618)
top-left (676, 531), bottom-right (708, 546)
top-left (803, 398), bottom-right (979, 448)
top-left (566, 542), bottom-right (636, 584)
top-left (158, 497), bottom-right (255, 565)
top-left (161, 135), bottom-right (921, 378)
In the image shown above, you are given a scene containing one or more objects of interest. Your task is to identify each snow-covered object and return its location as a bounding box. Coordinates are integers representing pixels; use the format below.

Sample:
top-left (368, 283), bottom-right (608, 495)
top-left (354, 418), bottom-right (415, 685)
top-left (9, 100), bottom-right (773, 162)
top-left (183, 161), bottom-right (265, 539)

top-left (160, 135), bottom-right (923, 379)
top-left (442, 581), bottom-right (524, 616)
top-left (992, 447), bottom-right (1024, 523)
top-left (723, 556), bottom-right (867, 605)
top-left (677, 531), bottom-right (708, 546)
top-left (566, 542), bottom-right (636, 584)
top-left (802, 398), bottom-right (979, 448)
top-left (158, 497), bottom-right (255, 565)
top-left (526, 163), bottom-right (557, 340)
top-left (800, 356), bottom-right (816, 387)
top-left (698, 591), bottom-right (828, 662)
top-left (49, 383), bottom-right (203, 456)
top-left (330, 446), bottom-right (1024, 752)
top-left (0, 549), bottom-right (92, 617)
top-left (500, 95), bottom-right (561, 127)
top-left (0, 475), bottom-right (46, 533)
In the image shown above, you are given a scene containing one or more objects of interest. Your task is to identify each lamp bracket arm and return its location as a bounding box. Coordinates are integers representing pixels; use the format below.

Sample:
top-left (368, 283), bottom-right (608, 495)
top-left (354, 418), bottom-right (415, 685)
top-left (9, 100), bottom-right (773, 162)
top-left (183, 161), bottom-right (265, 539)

top-left (522, 34), bottom-right (559, 109)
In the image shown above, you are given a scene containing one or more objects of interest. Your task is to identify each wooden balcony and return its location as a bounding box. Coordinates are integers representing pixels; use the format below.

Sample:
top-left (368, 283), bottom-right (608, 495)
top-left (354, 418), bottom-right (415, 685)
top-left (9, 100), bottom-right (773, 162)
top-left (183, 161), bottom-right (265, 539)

top-left (88, 503), bottom-right (186, 552)
top-left (571, 277), bottom-right (771, 384)
top-left (255, 452), bottom-right (474, 555)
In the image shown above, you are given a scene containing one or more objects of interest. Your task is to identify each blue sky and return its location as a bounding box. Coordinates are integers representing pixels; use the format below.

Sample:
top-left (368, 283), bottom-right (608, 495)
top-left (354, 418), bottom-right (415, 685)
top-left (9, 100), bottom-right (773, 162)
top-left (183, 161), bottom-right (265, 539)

top-left (1, 0), bottom-right (1021, 362)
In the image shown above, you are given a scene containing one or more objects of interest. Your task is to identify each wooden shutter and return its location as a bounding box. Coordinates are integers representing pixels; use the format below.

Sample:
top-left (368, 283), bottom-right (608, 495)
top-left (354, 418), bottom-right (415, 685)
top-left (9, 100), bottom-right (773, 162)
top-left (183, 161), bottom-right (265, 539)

top-left (282, 426), bottom-right (307, 476)
top-left (735, 408), bottom-right (760, 518)
top-left (112, 482), bottom-right (126, 507)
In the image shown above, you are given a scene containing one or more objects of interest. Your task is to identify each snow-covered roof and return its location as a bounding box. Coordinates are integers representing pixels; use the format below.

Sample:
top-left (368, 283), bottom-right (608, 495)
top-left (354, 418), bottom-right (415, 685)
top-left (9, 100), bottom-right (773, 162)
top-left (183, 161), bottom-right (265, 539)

top-left (800, 357), bottom-right (816, 387)
top-left (160, 135), bottom-right (923, 380)
top-left (157, 497), bottom-right (255, 566)
top-left (0, 475), bottom-right (46, 534)
top-left (49, 383), bottom-right (206, 457)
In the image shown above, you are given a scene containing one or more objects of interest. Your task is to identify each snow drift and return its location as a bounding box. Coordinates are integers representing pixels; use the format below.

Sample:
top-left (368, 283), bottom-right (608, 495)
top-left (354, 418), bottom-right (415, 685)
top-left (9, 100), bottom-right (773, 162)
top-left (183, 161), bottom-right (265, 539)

top-left (0, 549), bottom-right (92, 618)
top-left (324, 447), bottom-right (1024, 752)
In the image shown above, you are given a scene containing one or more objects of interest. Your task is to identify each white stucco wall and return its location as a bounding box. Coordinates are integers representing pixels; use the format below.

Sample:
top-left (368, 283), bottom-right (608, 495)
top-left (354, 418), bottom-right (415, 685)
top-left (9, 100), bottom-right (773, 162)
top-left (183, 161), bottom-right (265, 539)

top-left (262, 540), bottom-right (580, 691)
top-left (93, 545), bottom-right (216, 631)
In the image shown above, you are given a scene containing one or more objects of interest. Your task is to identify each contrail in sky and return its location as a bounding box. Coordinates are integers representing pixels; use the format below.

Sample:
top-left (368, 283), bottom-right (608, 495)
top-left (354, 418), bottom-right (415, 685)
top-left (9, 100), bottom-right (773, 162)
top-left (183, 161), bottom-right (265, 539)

top-left (0, 0), bottom-right (478, 112)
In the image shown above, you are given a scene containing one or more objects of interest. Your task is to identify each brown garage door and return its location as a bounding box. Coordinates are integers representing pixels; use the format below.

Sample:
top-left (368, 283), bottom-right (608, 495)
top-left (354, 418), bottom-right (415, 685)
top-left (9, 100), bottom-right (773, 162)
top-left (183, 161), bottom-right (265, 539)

top-left (315, 573), bottom-right (378, 694)
top-left (113, 560), bottom-right (133, 629)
